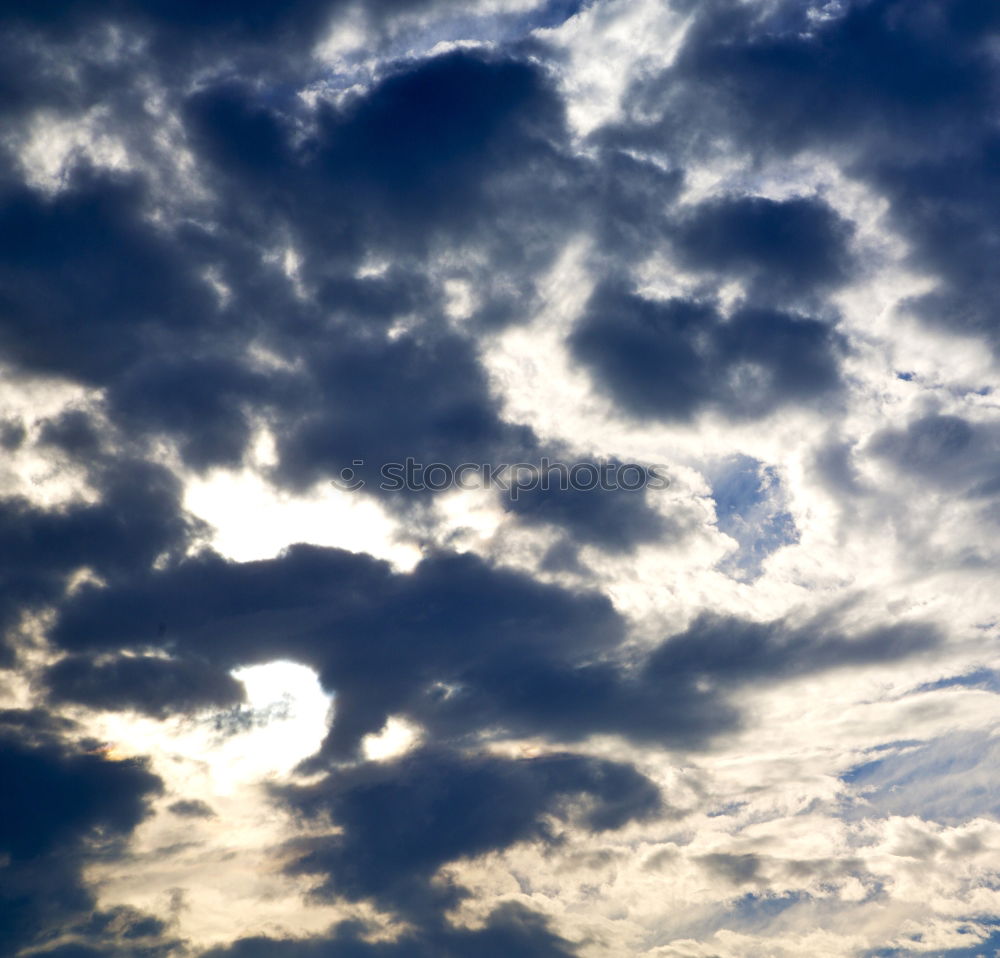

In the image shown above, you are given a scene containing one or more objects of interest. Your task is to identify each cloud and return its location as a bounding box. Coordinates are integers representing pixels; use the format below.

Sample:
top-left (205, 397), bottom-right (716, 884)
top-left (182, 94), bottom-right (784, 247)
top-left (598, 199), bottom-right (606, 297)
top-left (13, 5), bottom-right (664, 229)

top-left (46, 537), bottom-right (941, 765)
top-left (167, 798), bottom-right (217, 819)
top-left (503, 459), bottom-right (677, 553)
top-left (621, 0), bottom-right (1000, 348)
top-left (672, 194), bottom-right (856, 300)
top-left (43, 653), bottom-right (246, 718)
top-left (869, 413), bottom-right (1000, 499)
top-left (843, 731), bottom-right (1000, 825)
top-left (0, 455), bottom-right (198, 662)
top-left (278, 747), bottom-right (661, 918)
top-left (270, 328), bottom-right (534, 496)
top-left (0, 169), bottom-right (217, 384)
top-left (202, 901), bottom-right (582, 957)
top-left (50, 545), bottom-right (633, 754)
top-left (0, 711), bottom-right (163, 953)
top-left (569, 281), bottom-right (846, 421)
top-left (1, 0), bottom-right (999, 954)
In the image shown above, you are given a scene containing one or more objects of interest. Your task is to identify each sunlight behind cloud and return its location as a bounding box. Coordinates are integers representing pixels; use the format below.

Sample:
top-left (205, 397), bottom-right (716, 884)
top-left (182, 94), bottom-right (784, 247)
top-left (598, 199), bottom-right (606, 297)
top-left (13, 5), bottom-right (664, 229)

top-left (83, 662), bottom-right (342, 949)
top-left (227, 660), bottom-right (333, 779)
top-left (83, 660), bottom-right (332, 796)
top-left (362, 715), bottom-right (422, 761)
top-left (184, 467), bottom-right (420, 570)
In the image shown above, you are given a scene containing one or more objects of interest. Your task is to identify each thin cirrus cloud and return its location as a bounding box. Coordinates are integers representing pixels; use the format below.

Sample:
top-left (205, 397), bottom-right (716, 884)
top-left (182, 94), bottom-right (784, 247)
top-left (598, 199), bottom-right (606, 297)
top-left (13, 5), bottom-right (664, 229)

top-left (0, 1), bottom-right (998, 956)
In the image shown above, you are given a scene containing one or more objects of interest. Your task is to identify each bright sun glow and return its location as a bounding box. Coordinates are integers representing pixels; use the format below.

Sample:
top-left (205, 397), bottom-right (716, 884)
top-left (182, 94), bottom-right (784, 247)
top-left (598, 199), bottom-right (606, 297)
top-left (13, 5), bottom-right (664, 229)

top-left (221, 660), bottom-right (333, 783)
top-left (86, 660), bottom-right (333, 796)
top-left (233, 659), bottom-right (326, 712)
top-left (362, 715), bottom-right (422, 761)
top-left (183, 465), bottom-right (421, 570)
top-left (82, 661), bottom-right (340, 944)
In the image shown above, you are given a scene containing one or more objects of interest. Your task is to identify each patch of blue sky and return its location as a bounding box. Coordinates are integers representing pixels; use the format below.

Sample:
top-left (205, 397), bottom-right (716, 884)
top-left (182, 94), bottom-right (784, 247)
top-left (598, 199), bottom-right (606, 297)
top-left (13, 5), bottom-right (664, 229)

top-left (644, 891), bottom-right (811, 950)
top-left (913, 668), bottom-right (1000, 695)
top-left (710, 454), bottom-right (799, 581)
top-left (841, 731), bottom-right (1000, 825)
top-left (863, 922), bottom-right (1000, 957)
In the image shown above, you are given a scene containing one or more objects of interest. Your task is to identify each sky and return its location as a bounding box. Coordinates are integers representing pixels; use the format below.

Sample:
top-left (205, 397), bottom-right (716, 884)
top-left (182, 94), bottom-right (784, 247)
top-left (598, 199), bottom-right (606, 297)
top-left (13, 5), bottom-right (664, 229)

top-left (1, 1), bottom-right (999, 956)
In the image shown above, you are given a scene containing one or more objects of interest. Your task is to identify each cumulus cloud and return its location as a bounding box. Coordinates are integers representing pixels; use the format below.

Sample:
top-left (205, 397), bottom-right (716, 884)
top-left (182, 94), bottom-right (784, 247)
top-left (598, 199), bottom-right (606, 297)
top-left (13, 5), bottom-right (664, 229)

top-left (1, 0), bottom-right (999, 955)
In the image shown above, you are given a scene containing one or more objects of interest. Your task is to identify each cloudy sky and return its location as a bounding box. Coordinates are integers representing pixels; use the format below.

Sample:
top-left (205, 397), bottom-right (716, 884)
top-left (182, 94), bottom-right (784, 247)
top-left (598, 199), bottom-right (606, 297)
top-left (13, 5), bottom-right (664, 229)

top-left (1, 1), bottom-right (1000, 956)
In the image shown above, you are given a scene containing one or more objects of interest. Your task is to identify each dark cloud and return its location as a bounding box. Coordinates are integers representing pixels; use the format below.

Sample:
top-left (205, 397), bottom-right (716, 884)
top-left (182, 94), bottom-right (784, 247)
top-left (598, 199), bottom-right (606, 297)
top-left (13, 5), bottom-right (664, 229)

top-left (0, 418), bottom-right (26, 450)
top-left (0, 706), bottom-right (76, 739)
top-left (621, 0), bottom-right (1000, 347)
top-left (427, 610), bottom-right (935, 750)
top-left (634, 0), bottom-right (995, 161)
top-left (38, 408), bottom-right (104, 459)
top-left (0, 0), bottom-right (446, 83)
top-left (0, 716), bottom-right (162, 954)
top-left (869, 413), bottom-right (1000, 498)
top-left (39, 541), bottom-right (751, 754)
top-left (569, 281), bottom-right (845, 421)
top-left (0, 732), bottom-right (160, 862)
top-left (42, 905), bottom-right (181, 958)
top-left (50, 546), bottom-right (633, 755)
top-left (44, 653), bottom-right (246, 718)
top-left (699, 852), bottom-right (764, 886)
top-left (0, 169), bottom-right (217, 385)
top-left (502, 460), bottom-right (679, 553)
top-left (0, 0), bottom-right (334, 35)
top-left (0, 457), bottom-right (199, 662)
top-left (271, 327), bottom-right (535, 496)
top-left (43, 542), bottom-right (667, 753)
top-left (586, 148), bottom-right (683, 261)
top-left (107, 356), bottom-right (284, 473)
top-left (672, 194), bottom-right (855, 299)
top-left (182, 48), bottom-right (578, 288)
top-left (48, 542), bottom-right (940, 762)
top-left (181, 82), bottom-right (301, 188)
top-left (812, 436), bottom-right (868, 500)
top-left (644, 613), bottom-right (940, 685)
top-left (310, 52), bottom-right (569, 246)
top-left (278, 748), bottom-right (660, 915)
top-left (0, 1), bottom-right (992, 951)
top-left (873, 133), bottom-right (1000, 345)
top-left (173, 51), bottom-right (584, 494)
top-left (0, 17), bottom-right (141, 129)
top-left (0, 171), bottom-right (284, 472)
top-left (0, 21), bottom-right (866, 510)
top-left (871, 413), bottom-right (974, 471)
top-left (0, 48), bottom-right (578, 487)
top-left (167, 798), bottom-right (217, 819)
top-left (202, 901), bottom-right (581, 957)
